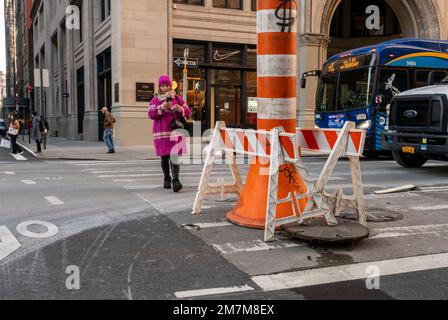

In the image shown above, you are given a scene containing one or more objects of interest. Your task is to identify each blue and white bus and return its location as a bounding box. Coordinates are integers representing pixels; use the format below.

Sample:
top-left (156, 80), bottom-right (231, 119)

top-left (301, 39), bottom-right (448, 154)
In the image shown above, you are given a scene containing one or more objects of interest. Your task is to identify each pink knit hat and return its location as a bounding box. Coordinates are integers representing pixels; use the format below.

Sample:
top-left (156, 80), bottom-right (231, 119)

top-left (158, 75), bottom-right (172, 88)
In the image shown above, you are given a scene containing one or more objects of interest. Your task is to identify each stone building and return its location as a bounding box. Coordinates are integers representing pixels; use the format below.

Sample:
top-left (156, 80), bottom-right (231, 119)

top-left (28, 0), bottom-right (448, 146)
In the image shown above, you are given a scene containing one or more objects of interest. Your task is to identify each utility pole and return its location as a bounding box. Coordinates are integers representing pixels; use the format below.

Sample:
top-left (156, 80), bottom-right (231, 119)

top-left (182, 48), bottom-right (189, 103)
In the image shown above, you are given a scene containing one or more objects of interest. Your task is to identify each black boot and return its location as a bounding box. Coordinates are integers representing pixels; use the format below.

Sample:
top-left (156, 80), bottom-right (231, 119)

top-left (164, 177), bottom-right (172, 189)
top-left (171, 161), bottom-right (183, 193)
top-left (161, 156), bottom-right (172, 189)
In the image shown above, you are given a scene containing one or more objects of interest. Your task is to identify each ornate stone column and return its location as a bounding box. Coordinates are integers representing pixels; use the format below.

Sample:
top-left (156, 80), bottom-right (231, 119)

top-left (297, 32), bottom-right (330, 128)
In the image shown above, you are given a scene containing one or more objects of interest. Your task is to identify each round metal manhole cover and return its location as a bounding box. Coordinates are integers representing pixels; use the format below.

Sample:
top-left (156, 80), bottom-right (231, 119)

top-left (282, 219), bottom-right (370, 244)
top-left (338, 208), bottom-right (403, 223)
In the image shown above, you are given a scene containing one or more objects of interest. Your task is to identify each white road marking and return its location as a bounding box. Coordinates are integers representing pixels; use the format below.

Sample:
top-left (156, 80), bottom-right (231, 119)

top-left (213, 239), bottom-right (305, 255)
top-left (91, 168), bottom-right (231, 174)
top-left (252, 253), bottom-right (448, 292)
top-left (369, 223), bottom-right (448, 239)
top-left (420, 186), bottom-right (448, 190)
top-left (21, 180), bottom-right (36, 185)
top-left (124, 185), bottom-right (161, 190)
top-left (175, 285), bottom-right (254, 298)
top-left (192, 221), bottom-right (231, 229)
top-left (16, 143), bottom-right (37, 157)
top-left (11, 153), bottom-right (27, 161)
top-left (417, 189), bottom-right (448, 193)
top-left (412, 205), bottom-right (448, 211)
top-left (98, 172), bottom-right (232, 178)
top-left (45, 196), bottom-right (65, 205)
top-left (16, 221), bottom-right (59, 239)
top-left (0, 226), bottom-right (22, 262)
top-left (309, 175), bottom-right (346, 181)
top-left (3, 171), bottom-right (15, 175)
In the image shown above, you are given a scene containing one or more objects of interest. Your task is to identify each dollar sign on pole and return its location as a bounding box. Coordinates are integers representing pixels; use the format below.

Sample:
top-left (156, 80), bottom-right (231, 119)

top-left (227, 0), bottom-right (308, 228)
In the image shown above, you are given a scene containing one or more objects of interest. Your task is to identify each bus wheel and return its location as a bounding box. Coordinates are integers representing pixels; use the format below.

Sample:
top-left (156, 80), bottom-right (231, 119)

top-left (392, 151), bottom-right (427, 168)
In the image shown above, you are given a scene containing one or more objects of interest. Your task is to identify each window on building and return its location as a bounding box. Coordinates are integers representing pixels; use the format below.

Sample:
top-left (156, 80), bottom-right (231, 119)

top-left (251, 0), bottom-right (256, 11)
top-left (79, 3), bottom-right (83, 43)
top-left (213, 0), bottom-right (242, 10)
top-left (173, 0), bottom-right (204, 5)
top-left (101, 0), bottom-right (111, 22)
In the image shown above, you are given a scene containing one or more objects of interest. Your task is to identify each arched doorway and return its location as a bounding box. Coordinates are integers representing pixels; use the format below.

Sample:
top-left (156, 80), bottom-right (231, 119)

top-left (321, 0), bottom-right (443, 59)
top-left (327, 0), bottom-right (402, 58)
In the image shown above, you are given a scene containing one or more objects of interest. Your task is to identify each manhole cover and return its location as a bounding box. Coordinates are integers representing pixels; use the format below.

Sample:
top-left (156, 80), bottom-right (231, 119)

top-left (282, 218), bottom-right (370, 244)
top-left (338, 208), bottom-right (403, 222)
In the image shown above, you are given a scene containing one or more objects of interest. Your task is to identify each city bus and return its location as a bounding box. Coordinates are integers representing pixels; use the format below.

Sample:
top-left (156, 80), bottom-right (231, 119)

top-left (301, 39), bottom-right (448, 155)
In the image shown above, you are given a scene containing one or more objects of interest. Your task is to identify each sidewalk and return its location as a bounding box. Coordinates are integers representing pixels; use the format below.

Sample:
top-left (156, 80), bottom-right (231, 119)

top-left (17, 136), bottom-right (160, 161)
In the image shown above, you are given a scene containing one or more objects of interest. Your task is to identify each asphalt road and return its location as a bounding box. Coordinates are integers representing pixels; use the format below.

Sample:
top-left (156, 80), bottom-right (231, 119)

top-left (1, 147), bottom-right (448, 300)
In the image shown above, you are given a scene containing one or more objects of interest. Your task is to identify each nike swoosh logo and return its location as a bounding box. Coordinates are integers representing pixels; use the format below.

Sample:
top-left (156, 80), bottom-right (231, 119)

top-left (214, 50), bottom-right (241, 62)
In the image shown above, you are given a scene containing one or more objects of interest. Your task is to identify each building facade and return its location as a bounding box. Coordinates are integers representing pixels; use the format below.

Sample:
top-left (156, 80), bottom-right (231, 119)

top-left (27, 0), bottom-right (448, 146)
top-left (3, 0), bottom-right (33, 119)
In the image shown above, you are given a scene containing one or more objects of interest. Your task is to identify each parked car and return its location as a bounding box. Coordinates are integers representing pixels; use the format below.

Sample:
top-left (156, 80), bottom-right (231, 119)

top-left (0, 119), bottom-right (6, 137)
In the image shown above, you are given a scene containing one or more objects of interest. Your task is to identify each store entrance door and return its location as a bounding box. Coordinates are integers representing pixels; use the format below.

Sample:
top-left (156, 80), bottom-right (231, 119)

top-left (212, 85), bottom-right (241, 127)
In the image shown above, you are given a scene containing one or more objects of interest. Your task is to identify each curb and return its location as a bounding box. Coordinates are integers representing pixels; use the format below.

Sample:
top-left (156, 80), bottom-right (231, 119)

top-left (17, 142), bottom-right (38, 158)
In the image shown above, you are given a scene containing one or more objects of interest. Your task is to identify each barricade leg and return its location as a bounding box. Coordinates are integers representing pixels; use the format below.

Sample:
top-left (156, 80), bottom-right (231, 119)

top-left (349, 156), bottom-right (367, 226)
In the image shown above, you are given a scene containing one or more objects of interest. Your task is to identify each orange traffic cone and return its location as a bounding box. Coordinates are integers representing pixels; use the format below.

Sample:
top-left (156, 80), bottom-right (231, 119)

top-left (227, 0), bottom-right (308, 229)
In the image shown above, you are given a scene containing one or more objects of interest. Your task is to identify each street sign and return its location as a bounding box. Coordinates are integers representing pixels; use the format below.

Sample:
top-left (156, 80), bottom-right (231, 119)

top-left (173, 57), bottom-right (198, 68)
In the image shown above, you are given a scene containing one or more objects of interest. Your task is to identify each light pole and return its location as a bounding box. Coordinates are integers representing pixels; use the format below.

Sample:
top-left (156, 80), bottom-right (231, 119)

top-left (182, 48), bottom-right (189, 103)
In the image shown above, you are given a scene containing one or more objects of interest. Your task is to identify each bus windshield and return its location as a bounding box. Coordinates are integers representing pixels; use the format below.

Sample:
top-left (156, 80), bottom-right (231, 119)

top-left (317, 67), bottom-right (375, 112)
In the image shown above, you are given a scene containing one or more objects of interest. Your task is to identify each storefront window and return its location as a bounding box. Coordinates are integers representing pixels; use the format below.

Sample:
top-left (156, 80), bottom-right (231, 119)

top-left (213, 0), bottom-right (242, 10)
top-left (173, 67), bottom-right (207, 126)
top-left (173, 41), bottom-right (256, 130)
top-left (173, 42), bottom-right (206, 65)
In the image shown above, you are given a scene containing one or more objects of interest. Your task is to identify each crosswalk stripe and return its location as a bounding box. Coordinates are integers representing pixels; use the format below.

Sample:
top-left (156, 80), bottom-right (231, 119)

top-left (11, 153), bottom-right (27, 161)
top-left (213, 240), bottom-right (305, 255)
top-left (45, 196), bottom-right (64, 205)
top-left (251, 253), bottom-right (448, 292)
top-left (21, 180), bottom-right (36, 185)
top-left (175, 285), bottom-right (254, 298)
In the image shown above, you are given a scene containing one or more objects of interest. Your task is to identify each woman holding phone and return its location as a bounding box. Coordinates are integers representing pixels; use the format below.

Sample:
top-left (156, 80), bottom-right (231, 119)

top-left (148, 75), bottom-right (191, 192)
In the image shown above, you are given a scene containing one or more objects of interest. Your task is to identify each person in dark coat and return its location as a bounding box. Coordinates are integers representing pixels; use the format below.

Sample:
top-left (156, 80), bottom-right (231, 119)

top-left (31, 111), bottom-right (42, 154)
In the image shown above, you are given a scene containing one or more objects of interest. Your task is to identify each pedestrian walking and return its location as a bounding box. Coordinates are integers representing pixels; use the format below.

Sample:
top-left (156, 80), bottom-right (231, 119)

top-left (40, 115), bottom-right (49, 150)
top-left (8, 114), bottom-right (24, 155)
top-left (31, 111), bottom-right (42, 154)
top-left (101, 107), bottom-right (116, 154)
top-left (148, 75), bottom-right (191, 193)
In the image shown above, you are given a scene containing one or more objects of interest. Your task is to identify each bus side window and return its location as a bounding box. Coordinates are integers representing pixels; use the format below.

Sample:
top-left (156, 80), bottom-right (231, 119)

top-left (377, 69), bottom-right (408, 103)
top-left (430, 71), bottom-right (448, 84)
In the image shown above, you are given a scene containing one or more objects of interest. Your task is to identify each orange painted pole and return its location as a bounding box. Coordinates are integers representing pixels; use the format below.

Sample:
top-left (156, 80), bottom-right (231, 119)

top-left (227, 0), bottom-right (308, 228)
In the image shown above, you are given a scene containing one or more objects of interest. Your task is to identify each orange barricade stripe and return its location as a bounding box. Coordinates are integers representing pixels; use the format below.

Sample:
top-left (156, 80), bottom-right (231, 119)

top-left (257, 0), bottom-right (298, 11)
top-left (301, 130), bottom-right (319, 150)
top-left (350, 132), bottom-right (362, 154)
top-left (258, 77), bottom-right (297, 99)
top-left (236, 131), bottom-right (249, 153)
top-left (257, 33), bottom-right (297, 55)
top-left (279, 136), bottom-right (295, 158)
top-left (324, 130), bottom-right (339, 150)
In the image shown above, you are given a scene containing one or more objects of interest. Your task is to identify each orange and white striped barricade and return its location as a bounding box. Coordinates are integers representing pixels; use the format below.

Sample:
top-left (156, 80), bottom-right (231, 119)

top-left (192, 121), bottom-right (344, 240)
top-left (264, 122), bottom-right (367, 241)
top-left (193, 121), bottom-right (367, 242)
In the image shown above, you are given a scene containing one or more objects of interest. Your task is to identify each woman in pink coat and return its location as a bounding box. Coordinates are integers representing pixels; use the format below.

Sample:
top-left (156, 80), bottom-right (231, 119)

top-left (148, 75), bottom-right (191, 192)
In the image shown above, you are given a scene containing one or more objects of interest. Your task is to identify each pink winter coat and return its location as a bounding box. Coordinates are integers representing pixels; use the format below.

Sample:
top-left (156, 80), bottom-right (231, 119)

top-left (148, 94), bottom-right (192, 157)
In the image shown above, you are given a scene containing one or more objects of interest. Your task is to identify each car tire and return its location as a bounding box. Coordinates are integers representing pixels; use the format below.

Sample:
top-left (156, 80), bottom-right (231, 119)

top-left (392, 151), bottom-right (428, 168)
